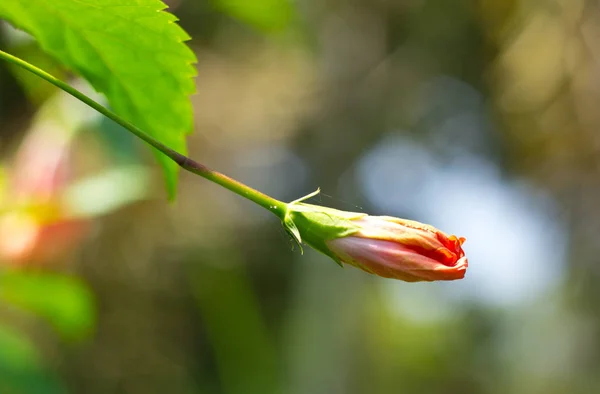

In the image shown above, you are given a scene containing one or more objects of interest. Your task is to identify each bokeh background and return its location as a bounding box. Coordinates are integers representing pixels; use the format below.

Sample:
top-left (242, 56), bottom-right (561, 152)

top-left (0, 0), bottom-right (599, 393)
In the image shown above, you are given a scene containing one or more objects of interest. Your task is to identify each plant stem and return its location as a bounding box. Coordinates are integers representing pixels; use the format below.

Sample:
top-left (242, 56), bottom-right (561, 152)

top-left (0, 49), bottom-right (287, 219)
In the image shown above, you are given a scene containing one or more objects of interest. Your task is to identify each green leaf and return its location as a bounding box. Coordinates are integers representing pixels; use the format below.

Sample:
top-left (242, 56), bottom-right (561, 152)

top-left (0, 271), bottom-right (95, 341)
top-left (212, 0), bottom-right (294, 32)
top-left (0, 0), bottom-right (197, 198)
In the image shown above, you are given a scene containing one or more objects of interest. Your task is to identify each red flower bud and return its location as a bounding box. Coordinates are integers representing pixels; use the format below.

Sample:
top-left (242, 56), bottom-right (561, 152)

top-left (283, 190), bottom-right (468, 282)
top-left (325, 216), bottom-right (467, 282)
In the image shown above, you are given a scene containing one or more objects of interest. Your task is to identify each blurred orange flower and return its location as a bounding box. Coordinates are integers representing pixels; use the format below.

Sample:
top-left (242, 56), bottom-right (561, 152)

top-left (0, 122), bottom-right (89, 266)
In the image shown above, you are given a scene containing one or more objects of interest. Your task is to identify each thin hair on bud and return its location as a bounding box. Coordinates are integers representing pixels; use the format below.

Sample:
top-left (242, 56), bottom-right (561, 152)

top-left (318, 192), bottom-right (364, 212)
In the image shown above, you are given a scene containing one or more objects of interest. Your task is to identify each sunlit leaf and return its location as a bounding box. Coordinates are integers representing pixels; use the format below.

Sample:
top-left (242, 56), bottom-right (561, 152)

top-left (0, 0), bottom-right (197, 198)
top-left (0, 271), bottom-right (95, 340)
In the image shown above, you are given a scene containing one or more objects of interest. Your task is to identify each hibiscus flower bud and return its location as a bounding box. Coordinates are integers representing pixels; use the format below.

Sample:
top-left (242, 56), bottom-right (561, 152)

top-left (283, 190), bottom-right (467, 282)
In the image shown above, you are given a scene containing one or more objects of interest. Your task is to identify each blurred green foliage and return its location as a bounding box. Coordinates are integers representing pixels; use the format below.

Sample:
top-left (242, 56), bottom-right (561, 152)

top-left (211, 0), bottom-right (294, 32)
top-left (191, 255), bottom-right (279, 394)
top-left (0, 325), bottom-right (66, 394)
top-left (0, 271), bottom-right (95, 341)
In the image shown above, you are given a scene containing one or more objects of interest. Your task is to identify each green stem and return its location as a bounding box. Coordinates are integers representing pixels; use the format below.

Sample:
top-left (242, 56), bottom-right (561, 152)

top-left (0, 49), bottom-right (287, 219)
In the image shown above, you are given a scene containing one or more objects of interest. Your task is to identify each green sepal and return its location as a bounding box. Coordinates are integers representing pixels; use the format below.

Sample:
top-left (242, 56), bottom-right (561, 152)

top-left (282, 214), bottom-right (303, 254)
top-left (281, 190), bottom-right (365, 267)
